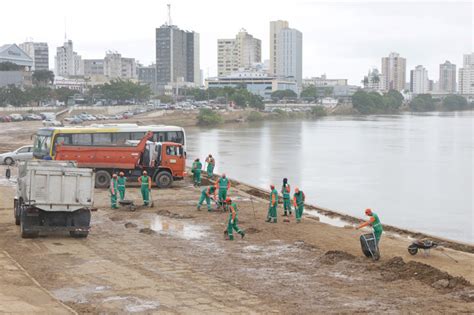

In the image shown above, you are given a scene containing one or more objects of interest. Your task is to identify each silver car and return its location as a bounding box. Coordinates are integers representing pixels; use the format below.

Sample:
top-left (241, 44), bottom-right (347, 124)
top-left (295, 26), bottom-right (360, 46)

top-left (0, 145), bottom-right (34, 165)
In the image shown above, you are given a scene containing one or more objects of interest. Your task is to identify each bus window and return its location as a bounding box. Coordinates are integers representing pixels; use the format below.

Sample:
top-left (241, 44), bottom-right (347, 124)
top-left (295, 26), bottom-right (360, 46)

top-left (153, 132), bottom-right (166, 142)
top-left (72, 133), bottom-right (92, 145)
top-left (52, 134), bottom-right (71, 154)
top-left (131, 132), bottom-right (146, 140)
top-left (167, 131), bottom-right (183, 144)
top-left (113, 132), bottom-right (130, 145)
top-left (93, 133), bottom-right (112, 145)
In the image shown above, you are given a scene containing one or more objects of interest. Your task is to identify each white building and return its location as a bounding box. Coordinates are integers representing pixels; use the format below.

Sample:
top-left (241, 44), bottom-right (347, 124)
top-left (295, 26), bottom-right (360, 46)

top-left (410, 65), bottom-right (429, 94)
top-left (19, 42), bottom-right (49, 71)
top-left (439, 60), bottom-right (456, 93)
top-left (83, 51), bottom-right (137, 80)
top-left (269, 20), bottom-right (289, 76)
top-left (458, 53), bottom-right (474, 95)
top-left (363, 68), bottom-right (385, 91)
top-left (276, 27), bottom-right (303, 89)
top-left (55, 40), bottom-right (83, 77)
top-left (218, 29), bottom-right (261, 77)
top-left (304, 74), bottom-right (348, 87)
top-left (319, 97), bottom-right (338, 108)
top-left (381, 52), bottom-right (406, 91)
top-left (54, 76), bottom-right (87, 92)
top-left (0, 44), bottom-right (33, 69)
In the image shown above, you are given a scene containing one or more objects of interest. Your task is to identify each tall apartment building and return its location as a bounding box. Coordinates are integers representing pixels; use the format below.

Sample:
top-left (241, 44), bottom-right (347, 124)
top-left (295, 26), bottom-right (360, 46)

top-left (83, 52), bottom-right (137, 80)
top-left (269, 20), bottom-right (289, 76)
top-left (381, 52), bottom-right (406, 91)
top-left (217, 29), bottom-right (261, 76)
top-left (138, 64), bottom-right (156, 86)
top-left (410, 65), bottom-right (429, 94)
top-left (54, 40), bottom-right (83, 77)
top-left (276, 27), bottom-right (303, 88)
top-left (155, 24), bottom-right (200, 89)
top-left (458, 53), bottom-right (474, 95)
top-left (269, 20), bottom-right (302, 89)
top-left (19, 42), bottom-right (49, 71)
top-left (439, 61), bottom-right (456, 93)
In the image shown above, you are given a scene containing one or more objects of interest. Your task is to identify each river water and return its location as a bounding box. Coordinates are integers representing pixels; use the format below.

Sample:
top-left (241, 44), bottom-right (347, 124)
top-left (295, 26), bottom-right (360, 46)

top-left (186, 111), bottom-right (473, 244)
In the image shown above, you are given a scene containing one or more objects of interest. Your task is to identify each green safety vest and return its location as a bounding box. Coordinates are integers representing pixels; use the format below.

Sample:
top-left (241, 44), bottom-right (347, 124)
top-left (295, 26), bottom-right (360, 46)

top-left (110, 178), bottom-right (118, 193)
top-left (371, 213), bottom-right (383, 233)
top-left (117, 176), bottom-right (126, 187)
top-left (294, 191), bottom-right (305, 207)
top-left (228, 203), bottom-right (238, 220)
top-left (282, 184), bottom-right (290, 199)
top-left (202, 186), bottom-right (216, 196)
top-left (218, 177), bottom-right (229, 189)
top-left (193, 161), bottom-right (202, 171)
top-left (270, 189), bottom-right (278, 205)
top-left (140, 175), bottom-right (150, 187)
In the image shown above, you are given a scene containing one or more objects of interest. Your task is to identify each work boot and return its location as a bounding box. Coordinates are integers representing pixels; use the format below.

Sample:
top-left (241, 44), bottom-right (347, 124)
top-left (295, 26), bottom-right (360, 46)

top-left (197, 205), bottom-right (201, 211)
top-left (266, 218), bottom-right (271, 223)
top-left (240, 231), bottom-right (245, 239)
top-left (283, 212), bottom-right (287, 217)
top-left (207, 208), bottom-right (212, 212)
top-left (228, 235), bottom-right (234, 241)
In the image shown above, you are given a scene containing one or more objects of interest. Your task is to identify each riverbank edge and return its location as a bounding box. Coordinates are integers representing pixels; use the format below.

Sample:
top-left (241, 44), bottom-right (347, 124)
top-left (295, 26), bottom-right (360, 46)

top-left (196, 172), bottom-right (474, 254)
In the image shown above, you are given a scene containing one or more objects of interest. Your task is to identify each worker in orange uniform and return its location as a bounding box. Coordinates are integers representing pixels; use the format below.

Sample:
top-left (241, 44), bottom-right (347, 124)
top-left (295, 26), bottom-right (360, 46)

top-left (224, 198), bottom-right (245, 240)
top-left (357, 208), bottom-right (383, 244)
top-left (138, 170), bottom-right (152, 206)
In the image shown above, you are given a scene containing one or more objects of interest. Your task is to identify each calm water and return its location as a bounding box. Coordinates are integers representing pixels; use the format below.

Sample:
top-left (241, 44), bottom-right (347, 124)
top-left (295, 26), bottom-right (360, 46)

top-left (186, 111), bottom-right (473, 243)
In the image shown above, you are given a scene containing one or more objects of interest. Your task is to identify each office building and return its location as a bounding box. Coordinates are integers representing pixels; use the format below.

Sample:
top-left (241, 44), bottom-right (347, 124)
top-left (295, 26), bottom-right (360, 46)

top-left (55, 40), bottom-right (83, 77)
top-left (439, 61), bottom-right (456, 93)
top-left (218, 29), bottom-right (261, 76)
top-left (458, 53), bottom-right (474, 95)
top-left (269, 20), bottom-right (289, 76)
top-left (83, 59), bottom-right (105, 76)
top-left (381, 52), bottom-right (406, 91)
top-left (138, 64), bottom-right (156, 86)
top-left (83, 52), bottom-right (137, 80)
top-left (156, 24), bottom-right (200, 90)
top-left (0, 44), bottom-right (33, 69)
top-left (410, 65), bottom-right (429, 94)
top-left (19, 42), bottom-right (49, 71)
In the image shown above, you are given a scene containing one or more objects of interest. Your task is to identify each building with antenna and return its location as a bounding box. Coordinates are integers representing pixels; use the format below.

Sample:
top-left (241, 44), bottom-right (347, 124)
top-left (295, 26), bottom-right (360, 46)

top-left (217, 29), bottom-right (261, 77)
top-left (54, 40), bottom-right (83, 77)
top-left (155, 4), bottom-right (200, 93)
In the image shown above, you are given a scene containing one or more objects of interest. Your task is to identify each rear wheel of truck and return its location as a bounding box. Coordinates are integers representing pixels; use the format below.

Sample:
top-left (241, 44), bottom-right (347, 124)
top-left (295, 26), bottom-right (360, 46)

top-left (70, 231), bottom-right (89, 238)
top-left (95, 170), bottom-right (111, 188)
top-left (20, 209), bottom-right (39, 238)
top-left (155, 171), bottom-right (173, 188)
top-left (14, 199), bottom-right (20, 225)
top-left (70, 209), bottom-right (91, 238)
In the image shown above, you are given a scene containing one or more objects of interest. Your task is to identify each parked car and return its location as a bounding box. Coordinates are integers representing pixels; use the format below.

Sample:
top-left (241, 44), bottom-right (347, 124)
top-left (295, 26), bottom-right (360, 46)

top-left (43, 120), bottom-right (63, 127)
top-left (122, 112), bottom-right (134, 119)
top-left (70, 117), bottom-right (83, 124)
top-left (96, 114), bottom-right (107, 120)
top-left (0, 115), bottom-right (12, 122)
top-left (0, 145), bottom-right (34, 165)
top-left (23, 114), bottom-right (42, 121)
top-left (9, 114), bottom-right (24, 121)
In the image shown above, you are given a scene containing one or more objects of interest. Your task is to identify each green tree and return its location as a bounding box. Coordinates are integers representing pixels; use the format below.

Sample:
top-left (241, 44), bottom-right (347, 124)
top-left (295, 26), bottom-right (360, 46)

top-left (247, 111), bottom-right (263, 121)
top-left (442, 94), bottom-right (468, 111)
top-left (0, 62), bottom-right (21, 71)
top-left (32, 70), bottom-right (54, 87)
top-left (197, 108), bottom-right (223, 126)
top-left (301, 85), bottom-right (318, 99)
top-left (309, 106), bottom-right (327, 118)
top-left (27, 87), bottom-right (51, 105)
top-left (409, 94), bottom-right (435, 112)
top-left (271, 89), bottom-right (297, 100)
top-left (0, 85), bottom-right (29, 106)
top-left (54, 87), bottom-right (76, 103)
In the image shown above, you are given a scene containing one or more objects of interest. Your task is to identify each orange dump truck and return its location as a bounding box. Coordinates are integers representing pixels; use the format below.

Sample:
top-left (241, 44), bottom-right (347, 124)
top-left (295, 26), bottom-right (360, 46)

top-left (55, 131), bottom-right (186, 188)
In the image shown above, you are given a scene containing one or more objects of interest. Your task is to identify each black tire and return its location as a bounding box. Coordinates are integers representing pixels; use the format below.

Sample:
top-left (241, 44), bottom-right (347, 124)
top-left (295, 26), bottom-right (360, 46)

top-left (373, 251), bottom-right (380, 261)
top-left (70, 231), bottom-right (89, 238)
top-left (4, 157), bottom-right (14, 165)
top-left (95, 170), bottom-right (111, 188)
top-left (20, 208), bottom-right (39, 238)
top-left (408, 245), bottom-right (418, 255)
top-left (155, 171), bottom-right (173, 188)
top-left (14, 200), bottom-right (20, 226)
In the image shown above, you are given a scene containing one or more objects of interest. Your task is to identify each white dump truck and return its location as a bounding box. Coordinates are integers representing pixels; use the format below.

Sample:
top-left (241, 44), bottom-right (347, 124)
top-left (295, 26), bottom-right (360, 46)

top-left (13, 160), bottom-right (94, 238)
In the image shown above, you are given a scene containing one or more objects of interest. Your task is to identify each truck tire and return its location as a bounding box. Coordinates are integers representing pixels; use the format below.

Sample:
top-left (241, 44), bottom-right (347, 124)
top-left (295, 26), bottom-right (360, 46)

top-left (155, 171), bottom-right (173, 188)
top-left (70, 231), bottom-right (89, 238)
top-left (70, 209), bottom-right (90, 238)
top-left (20, 208), bottom-right (39, 238)
top-left (4, 157), bottom-right (13, 165)
top-left (14, 199), bottom-right (20, 226)
top-left (95, 170), bottom-right (111, 188)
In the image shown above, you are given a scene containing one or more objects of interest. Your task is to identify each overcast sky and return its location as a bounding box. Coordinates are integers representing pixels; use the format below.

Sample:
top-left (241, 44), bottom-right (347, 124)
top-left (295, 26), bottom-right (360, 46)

top-left (2, 0), bottom-right (472, 85)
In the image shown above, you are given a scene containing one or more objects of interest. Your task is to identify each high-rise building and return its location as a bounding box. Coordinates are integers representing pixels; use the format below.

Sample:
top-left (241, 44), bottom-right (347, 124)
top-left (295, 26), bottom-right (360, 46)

top-left (138, 64), bottom-right (156, 86)
top-left (83, 52), bottom-right (136, 80)
top-left (217, 29), bottom-right (261, 77)
top-left (269, 20), bottom-right (289, 76)
top-left (439, 61), bottom-right (456, 93)
top-left (269, 20), bottom-right (302, 89)
top-left (83, 59), bottom-right (105, 76)
top-left (54, 40), bottom-right (82, 77)
top-left (458, 53), bottom-right (474, 95)
top-left (381, 52), bottom-right (406, 91)
top-left (410, 65), bottom-right (429, 94)
top-left (19, 42), bottom-right (49, 71)
top-left (155, 24), bottom-right (200, 89)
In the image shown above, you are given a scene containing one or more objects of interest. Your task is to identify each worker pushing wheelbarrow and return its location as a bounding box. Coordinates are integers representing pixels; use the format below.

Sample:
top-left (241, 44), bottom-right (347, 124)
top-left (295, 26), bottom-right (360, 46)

top-left (356, 208), bottom-right (383, 261)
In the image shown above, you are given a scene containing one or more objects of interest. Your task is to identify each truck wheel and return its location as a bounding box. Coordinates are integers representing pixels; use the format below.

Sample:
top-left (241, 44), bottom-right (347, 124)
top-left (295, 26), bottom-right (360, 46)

top-left (70, 231), bottom-right (89, 238)
top-left (20, 209), bottom-right (39, 238)
top-left (14, 199), bottom-right (20, 225)
top-left (155, 171), bottom-right (173, 188)
top-left (4, 157), bottom-right (13, 165)
top-left (95, 170), bottom-right (111, 188)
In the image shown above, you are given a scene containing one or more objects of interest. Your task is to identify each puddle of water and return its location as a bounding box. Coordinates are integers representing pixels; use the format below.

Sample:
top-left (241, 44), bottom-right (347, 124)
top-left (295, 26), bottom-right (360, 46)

top-left (306, 210), bottom-right (349, 228)
top-left (150, 216), bottom-right (208, 240)
top-left (102, 296), bottom-right (160, 313)
top-left (52, 285), bottom-right (110, 304)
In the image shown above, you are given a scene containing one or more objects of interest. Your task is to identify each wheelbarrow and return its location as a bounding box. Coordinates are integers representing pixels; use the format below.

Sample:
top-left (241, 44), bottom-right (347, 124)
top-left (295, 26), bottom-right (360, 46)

top-left (360, 233), bottom-right (380, 261)
top-left (119, 199), bottom-right (136, 212)
top-left (408, 239), bottom-right (438, 256)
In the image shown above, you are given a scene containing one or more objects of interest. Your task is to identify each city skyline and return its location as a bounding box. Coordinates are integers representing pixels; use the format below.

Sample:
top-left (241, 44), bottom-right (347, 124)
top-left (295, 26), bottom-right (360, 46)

top-left (1, 0), bottom-right (471, 85)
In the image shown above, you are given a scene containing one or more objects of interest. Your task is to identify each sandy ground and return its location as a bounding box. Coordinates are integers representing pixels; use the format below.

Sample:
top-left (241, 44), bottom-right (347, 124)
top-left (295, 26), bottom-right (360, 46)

top-left (0, 116), bottom-right (473, 314)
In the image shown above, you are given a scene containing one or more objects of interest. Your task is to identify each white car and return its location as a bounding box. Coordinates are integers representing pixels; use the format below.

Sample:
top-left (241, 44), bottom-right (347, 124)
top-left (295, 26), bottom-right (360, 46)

top-left (0, 145), bottom-right (34, 165)
top-left (43, 120), bottom-right (63, 127)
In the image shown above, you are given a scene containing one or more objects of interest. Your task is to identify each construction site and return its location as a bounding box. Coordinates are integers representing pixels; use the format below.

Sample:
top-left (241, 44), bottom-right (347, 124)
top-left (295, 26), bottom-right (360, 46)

top-left (0, 119), bottom-right (473, 314)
